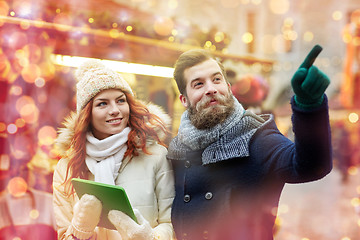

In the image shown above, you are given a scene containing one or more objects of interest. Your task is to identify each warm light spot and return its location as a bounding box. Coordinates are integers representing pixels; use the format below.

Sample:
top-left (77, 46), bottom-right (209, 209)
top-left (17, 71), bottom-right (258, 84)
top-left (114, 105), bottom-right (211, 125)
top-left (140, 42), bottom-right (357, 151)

top-left (242, 32), bottom-right (253, 44)
top-left (204, 41), bottom-right (212, 48)
top-left (269, 0), bottom-right (289, 15)
top-left (214, 32), bottom-right (225, 42)
top-left (168, 36), bottom-right (175, 42)
top-left (172, 29), bottom-right (178, 36)
top-left (303, 31), bottom-right (314, 42)
top-left (20, 20), bottom-right (30, 30)
top-left (34, 77), bottom-right (45, 87)
top-left (126, 25), bottom-right (133, 32)
top-left (0, 122), bottom-right (6, 132)
top-left (349, 112), bottom-right (359, 123)
top-left (332, 11), bottom-right (343, 21)
top-left (0, 1), bottom-right (10, 16)
top-left (220, 0), bottom-right (241, 8)
top-left (348, 166), bottom-right (358, 175)
top-left (38, 125), bottom-right (57, 146)
top-left (7, 123), bottom-right (17, 134)
top-left (274, 216), bottom-right (282, 226)
top-left (10, 11), bottom-right (15, 16)
top-left (56, 8), bottom-right (61, 14)
top-left (168, 0), bottom-right (178, 9)
top-left (343, 32), bottom-right (352, 44)
top-left (358, 219), bottom-right (360, 227)
top-left (301, 238), bottom-right (310, 240)
top-left (112, 22), bottom-right (118, 28)
top-left (153, 17), bottom-right (174, 36)
top-left (341, 237), bottom-right (351, 240)
top-left (109, 29), bottom-right (120, 38)
top-left (21, 64), bottom-right (41, 83)
top-left (0, 154), bottom-right (10, 170)
top-left (88, 18), bottom-right (94, 23)
top-left (252, 0), bottom-right (262, 5)
top-left (7, 177), bottom-right (28, 197)
top-left (29, 209), bottom-right (40, 219)
top-left (351, 197), bottom-right (360, 207)
top-left (9, 85), bottom-right (22, 95)
top-left (15, 118), bottom-right (26, 128)
top-left (16, 96), bottom-right (39, 124)
top-left (356, 186), bottom-right (360, 194)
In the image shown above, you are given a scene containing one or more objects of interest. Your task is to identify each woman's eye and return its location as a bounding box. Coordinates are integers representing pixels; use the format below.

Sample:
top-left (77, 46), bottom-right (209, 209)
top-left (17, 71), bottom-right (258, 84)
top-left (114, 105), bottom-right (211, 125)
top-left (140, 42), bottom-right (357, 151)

top-left (117, 98), bottom-right (126, 103)
top-left (97, 102), bottom-right (107, 107)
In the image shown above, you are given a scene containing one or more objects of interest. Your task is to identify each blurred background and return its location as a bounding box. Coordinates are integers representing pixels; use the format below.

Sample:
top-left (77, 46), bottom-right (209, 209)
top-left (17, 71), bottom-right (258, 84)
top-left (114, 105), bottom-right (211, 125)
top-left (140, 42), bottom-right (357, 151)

top-left (0, 0), bottom-right (360, 239)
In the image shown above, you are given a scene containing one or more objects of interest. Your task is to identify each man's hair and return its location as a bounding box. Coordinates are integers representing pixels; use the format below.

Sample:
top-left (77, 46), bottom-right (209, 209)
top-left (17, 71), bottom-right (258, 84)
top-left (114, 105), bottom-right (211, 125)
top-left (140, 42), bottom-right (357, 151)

top-left (173, 49), bottom-right (227, 95)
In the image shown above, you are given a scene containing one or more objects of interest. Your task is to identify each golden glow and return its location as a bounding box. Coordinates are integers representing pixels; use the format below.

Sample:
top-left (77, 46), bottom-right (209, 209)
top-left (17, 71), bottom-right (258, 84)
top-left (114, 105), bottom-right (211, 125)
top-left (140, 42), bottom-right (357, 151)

top-left (51, 54), bottom-right (175, 78)
top-left (168, 0), bottom-right (178, 9)
top-left (348, 166), bottom-right (358, 176)
top-left (304, 31), bottom-right (314, 42)
top-left (269, 0), bottom-right (289, 15)
top-left (126, 25), bottom-right (133, 32)
top-left (0, 122), bottom-right (6, 132)
top-left (214, 32), bottom-right (225, 42)
top-left (15, 118), bottom-right (26, 128)
top-left (332, 11), bottom-right (343, 21)
top-left (349, 112), bottom-right (359, 123)
top-left (29, 209), bottom-right (40, 220)
top-left (351, 197), bottom-right (360, 207)
top-left (153, 17), bottom-right (174, 36)
top-left (242, 32), bottom-right (253, 44)
top-left (38, 125), bottom-right (57, 146)
top-left (88, 17), bottom-right (94, 23)
top-left (7, 177), bottom-right (28, 197)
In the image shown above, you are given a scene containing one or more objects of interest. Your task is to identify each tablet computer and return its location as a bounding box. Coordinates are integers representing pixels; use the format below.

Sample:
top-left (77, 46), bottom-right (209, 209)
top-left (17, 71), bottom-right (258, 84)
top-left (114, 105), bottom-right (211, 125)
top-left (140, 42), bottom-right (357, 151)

top-left (71, 178), bottom-right (137, 229)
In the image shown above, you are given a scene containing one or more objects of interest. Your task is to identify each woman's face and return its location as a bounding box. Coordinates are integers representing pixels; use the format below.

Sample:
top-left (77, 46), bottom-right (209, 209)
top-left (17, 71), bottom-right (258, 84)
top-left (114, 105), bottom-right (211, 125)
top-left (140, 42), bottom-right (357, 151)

top-left (91, 89), bottom-right (130, 140)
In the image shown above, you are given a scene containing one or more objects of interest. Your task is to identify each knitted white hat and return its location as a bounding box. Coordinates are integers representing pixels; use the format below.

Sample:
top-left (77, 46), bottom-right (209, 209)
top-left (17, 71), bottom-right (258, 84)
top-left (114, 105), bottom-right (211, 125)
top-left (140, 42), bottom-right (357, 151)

top-left (75, 60), bottom-right (133, 112)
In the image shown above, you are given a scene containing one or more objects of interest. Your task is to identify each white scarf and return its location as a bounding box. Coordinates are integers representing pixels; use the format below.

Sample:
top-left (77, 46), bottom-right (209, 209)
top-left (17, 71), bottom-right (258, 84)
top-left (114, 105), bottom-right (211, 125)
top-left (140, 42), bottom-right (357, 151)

top-left (85, 127), bottom-right (131, 185)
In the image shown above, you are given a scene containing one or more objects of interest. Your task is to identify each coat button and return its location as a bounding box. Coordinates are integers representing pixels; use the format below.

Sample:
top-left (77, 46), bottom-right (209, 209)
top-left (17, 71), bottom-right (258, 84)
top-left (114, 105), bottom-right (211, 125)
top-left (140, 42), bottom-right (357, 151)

top-left (184, 194), bottom-right (191, 202)
top-left (205, 192), bottom-right (213, 200)
top-left (185, 161), bottom-right (191, 168)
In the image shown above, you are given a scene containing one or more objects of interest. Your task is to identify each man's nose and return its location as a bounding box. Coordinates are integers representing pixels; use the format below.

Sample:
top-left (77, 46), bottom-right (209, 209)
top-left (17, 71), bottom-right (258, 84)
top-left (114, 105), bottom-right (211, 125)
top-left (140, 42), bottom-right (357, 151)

top-left (205, 82), bottom-right (218, 95)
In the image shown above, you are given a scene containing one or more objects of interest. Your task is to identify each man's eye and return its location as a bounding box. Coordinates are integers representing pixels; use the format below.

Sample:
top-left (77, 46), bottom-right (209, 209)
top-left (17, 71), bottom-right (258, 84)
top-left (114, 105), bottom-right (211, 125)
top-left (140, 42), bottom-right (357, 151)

top-left (194, 82), bottom-right (203, 87)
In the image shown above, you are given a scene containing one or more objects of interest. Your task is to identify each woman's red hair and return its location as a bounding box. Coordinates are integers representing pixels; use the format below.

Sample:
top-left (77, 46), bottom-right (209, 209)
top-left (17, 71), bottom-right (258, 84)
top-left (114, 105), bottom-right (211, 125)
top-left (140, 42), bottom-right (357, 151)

top-left (63, 91), bottom-right (169, 195)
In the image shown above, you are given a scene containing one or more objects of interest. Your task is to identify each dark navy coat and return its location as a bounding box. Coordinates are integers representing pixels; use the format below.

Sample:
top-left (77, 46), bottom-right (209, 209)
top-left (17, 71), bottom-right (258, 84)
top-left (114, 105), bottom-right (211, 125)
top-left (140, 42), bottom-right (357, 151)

top-left (167, 97), bottom-right (332, 240)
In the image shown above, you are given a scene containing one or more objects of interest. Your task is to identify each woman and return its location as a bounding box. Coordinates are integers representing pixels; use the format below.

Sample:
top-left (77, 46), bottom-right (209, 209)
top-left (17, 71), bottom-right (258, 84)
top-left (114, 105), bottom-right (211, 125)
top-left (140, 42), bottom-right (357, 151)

top-left (52, 60), bottom-right (175, 240)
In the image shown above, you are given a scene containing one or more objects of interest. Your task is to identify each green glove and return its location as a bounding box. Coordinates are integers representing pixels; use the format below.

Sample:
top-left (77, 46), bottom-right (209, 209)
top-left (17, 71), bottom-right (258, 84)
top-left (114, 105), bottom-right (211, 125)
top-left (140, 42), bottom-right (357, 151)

top-left (291, 44), bottom-right (330, 109)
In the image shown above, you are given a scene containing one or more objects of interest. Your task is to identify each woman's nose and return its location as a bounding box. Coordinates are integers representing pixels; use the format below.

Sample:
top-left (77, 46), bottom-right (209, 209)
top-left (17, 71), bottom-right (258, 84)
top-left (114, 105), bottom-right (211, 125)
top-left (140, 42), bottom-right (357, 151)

top-left (109, 103), bottom-right (120, 115)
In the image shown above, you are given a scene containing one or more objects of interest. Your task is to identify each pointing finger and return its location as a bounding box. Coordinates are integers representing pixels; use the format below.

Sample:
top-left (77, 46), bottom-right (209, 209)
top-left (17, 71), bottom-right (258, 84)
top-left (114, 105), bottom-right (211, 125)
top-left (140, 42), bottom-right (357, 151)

top-left (299, 44), bottom-right (323, 69)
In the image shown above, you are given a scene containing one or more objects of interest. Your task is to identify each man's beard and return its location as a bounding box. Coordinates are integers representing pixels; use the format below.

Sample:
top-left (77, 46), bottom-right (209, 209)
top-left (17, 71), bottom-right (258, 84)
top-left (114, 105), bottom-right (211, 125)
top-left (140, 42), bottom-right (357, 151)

top-left (188, 93), bottom-right (235, 129)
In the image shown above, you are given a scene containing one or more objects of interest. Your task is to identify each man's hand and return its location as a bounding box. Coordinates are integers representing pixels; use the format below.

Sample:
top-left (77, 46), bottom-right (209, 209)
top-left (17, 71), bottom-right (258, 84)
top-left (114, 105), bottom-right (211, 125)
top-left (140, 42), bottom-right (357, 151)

top-left (291, 44), bottom-right (330, 109)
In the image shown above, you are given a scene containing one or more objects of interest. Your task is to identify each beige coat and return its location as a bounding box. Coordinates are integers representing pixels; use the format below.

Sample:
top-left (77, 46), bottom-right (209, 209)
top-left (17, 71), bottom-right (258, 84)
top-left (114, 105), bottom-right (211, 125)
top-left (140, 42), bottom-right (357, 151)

top-left (52, 104), bottom-right (175, 240)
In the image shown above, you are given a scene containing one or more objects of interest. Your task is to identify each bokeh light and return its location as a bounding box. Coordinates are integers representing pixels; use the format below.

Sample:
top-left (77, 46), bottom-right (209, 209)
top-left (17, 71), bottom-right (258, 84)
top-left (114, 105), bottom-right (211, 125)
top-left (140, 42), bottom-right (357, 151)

top-left (7, 177), bottom-right (28, 198)
top-left (38, 125), bottom-right (57, 146)
top-left (7, 123), bottom-right (17, 134)
top-left (348, 112), bottom-right (359, 123)
top-left (153, 17), bottom-right (174, 36)
top-left (269, 0), bottom-right (289, 15)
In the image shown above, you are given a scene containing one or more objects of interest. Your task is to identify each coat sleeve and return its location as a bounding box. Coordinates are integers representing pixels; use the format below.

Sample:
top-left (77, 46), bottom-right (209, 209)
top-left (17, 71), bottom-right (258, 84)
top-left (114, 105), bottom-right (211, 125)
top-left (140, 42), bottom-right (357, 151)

top-left (52, 158), bottom-right (78, 240)
top-left (153, 146), bottom-right (176, 239)
top-left (251, 95), bottom-right (332, 183)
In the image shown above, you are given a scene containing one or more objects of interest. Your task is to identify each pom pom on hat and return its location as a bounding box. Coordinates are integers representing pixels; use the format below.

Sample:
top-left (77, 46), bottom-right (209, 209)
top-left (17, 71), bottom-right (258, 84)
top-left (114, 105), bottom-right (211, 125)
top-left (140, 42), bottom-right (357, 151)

top-left (75, 59), bottom-right (133, 112)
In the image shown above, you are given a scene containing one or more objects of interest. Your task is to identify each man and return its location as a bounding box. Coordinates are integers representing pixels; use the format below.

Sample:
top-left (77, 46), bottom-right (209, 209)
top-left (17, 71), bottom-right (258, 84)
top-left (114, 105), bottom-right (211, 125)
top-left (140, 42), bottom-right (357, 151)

top-left (167, 45), bottom-right (332, 240)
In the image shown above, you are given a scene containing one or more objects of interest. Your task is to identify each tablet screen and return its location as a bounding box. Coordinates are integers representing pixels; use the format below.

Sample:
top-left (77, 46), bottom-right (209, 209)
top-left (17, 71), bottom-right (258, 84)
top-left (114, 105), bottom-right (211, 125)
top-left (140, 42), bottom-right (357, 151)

top-left (71, 178), bottom-right (137, 229)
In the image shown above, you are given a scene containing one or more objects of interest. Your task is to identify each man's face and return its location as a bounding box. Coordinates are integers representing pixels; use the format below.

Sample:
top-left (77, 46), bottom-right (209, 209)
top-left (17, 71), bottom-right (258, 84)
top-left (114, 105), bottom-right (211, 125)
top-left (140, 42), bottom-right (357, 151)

top-left (179, 58), bottom-right (234, 129)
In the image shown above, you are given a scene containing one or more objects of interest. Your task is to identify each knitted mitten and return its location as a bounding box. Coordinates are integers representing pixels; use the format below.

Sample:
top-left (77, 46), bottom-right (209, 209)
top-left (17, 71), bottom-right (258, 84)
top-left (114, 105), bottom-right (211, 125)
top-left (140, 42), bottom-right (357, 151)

top-left (70, 194), bottom-right (102, 239)
top-left (108, 209), bottom-right (155, 240)
top-left (291, 44), bottom-right (330, 109)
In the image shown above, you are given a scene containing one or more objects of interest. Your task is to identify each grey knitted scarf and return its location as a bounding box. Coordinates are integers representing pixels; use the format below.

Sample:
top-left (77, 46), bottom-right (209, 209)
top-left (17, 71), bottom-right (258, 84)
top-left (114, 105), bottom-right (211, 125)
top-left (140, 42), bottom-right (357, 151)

top-left (168, 99), bottom-right (272, 165)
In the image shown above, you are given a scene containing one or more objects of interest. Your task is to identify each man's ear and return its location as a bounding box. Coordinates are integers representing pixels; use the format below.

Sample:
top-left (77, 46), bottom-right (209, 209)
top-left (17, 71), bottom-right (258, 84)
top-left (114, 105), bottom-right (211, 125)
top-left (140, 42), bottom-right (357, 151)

top-left (179, 94), bottom-right (188, 108)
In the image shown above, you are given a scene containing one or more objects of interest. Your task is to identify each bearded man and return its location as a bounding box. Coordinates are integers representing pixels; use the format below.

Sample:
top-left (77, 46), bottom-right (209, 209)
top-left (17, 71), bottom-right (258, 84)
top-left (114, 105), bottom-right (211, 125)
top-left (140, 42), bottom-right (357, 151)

top-left (167, 46), bottom-right (332, 240)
